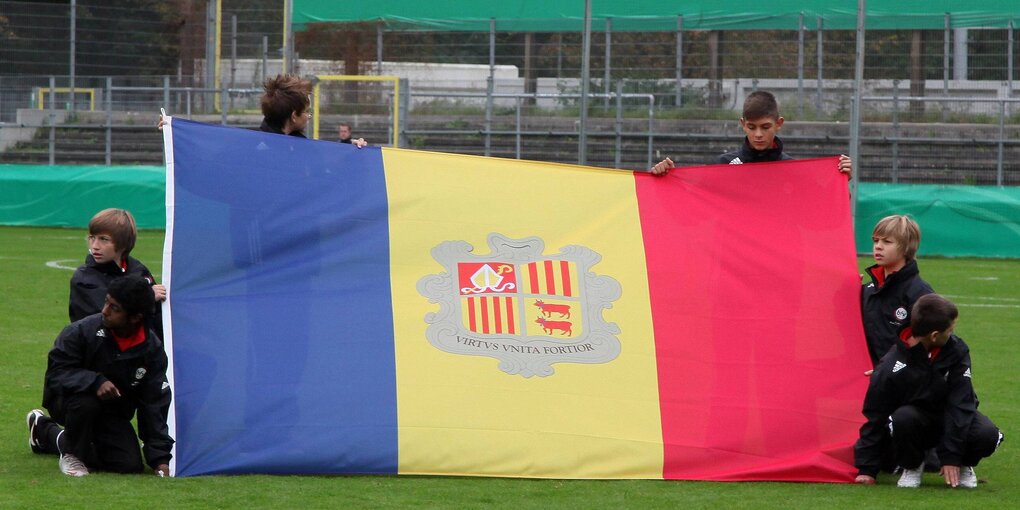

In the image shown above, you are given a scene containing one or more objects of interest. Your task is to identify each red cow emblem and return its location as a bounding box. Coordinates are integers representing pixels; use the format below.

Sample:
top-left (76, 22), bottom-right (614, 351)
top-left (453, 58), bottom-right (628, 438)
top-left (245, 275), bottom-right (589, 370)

top-left (535, 317), bottom-right (572, 336)
top-left (534, 299), bottom-right (571, 319)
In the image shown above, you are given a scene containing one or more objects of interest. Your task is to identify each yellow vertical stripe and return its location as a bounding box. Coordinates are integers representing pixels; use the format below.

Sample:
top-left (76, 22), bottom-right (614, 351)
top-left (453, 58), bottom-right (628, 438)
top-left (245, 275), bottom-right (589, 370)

top-left (383, 148), bottom-right (662, 478)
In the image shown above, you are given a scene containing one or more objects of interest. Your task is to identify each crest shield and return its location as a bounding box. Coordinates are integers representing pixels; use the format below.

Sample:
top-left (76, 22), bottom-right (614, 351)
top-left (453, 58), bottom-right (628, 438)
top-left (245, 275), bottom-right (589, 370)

top-left (418, 233), bottom-right (622, 377)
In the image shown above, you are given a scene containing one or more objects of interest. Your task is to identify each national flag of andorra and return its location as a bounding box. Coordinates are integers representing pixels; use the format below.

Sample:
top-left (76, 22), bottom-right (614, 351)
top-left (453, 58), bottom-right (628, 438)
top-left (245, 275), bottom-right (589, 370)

top-left (161, 118), bottom-right (869, 480)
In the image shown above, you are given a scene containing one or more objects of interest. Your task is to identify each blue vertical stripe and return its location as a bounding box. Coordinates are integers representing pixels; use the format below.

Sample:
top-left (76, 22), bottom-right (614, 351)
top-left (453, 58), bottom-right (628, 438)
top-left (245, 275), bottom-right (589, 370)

top-left (168, 120), bottom-right (397, 475)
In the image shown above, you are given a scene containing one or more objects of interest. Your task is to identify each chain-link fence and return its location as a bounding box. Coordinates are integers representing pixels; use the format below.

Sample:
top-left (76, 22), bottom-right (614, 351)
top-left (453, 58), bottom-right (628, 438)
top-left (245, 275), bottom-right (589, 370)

top-left (1, 1), bottom-right (1018, 184)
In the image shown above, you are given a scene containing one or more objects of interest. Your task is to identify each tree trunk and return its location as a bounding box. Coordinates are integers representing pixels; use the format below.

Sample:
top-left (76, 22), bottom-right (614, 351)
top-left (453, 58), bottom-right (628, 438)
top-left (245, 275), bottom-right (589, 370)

top-left (708, 31), bottom-right (722, 108)
top-left (524, 32), bottom-right (535, 105)
top-left (343, 30), bottom-right (361, 106)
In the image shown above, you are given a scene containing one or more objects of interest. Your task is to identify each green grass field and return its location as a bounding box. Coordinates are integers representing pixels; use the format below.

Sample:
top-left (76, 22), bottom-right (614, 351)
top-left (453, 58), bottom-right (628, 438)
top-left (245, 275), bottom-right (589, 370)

top-left (2, 226), bottom-right (1016, 509)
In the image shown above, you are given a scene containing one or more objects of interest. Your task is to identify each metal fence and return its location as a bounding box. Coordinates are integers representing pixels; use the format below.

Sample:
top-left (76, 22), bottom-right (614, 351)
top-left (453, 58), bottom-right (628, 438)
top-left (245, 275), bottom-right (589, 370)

top-left (1, 2), bottom-right (1019, 184)
top-left (1, 72), bottom-right (1019, 186)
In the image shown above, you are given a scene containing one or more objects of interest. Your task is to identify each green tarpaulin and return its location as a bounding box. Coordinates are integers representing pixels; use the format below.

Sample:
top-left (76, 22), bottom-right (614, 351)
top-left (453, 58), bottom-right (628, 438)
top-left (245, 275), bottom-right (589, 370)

top-left (0, 164), bottom-right (165, 229)
top-left (294, 1), bottom-right (1020, 31)
top-left (854, 183), bottom-right (1020, 259)
top-left (2, 164), bottom-right (1018, 257)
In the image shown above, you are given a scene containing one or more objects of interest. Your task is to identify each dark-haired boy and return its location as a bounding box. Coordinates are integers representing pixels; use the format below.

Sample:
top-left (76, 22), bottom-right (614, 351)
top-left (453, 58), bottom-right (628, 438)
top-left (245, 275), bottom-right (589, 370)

top-left (259, 73), bottom-right (313, 137)
top-left (257, 74), bottom-right (367, 147)
top-left (157, 74), bottom-right (367, 148)
top-left (27, 275), bottom-right (174, 477)
top-left (649, 90), bottom-right (852, 175)
top-left (854, 294), bottom-right (1003, 488)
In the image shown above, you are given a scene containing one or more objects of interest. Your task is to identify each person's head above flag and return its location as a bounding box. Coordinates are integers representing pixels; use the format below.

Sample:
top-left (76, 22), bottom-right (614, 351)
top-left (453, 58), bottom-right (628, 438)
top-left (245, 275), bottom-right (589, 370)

top-left (260, 74), bottom-right (312, 136)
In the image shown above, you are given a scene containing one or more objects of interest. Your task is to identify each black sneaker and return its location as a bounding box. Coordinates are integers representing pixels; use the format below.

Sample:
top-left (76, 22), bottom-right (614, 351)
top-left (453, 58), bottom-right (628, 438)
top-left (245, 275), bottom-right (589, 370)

top-left (26, 409), bottom-right (45, 454)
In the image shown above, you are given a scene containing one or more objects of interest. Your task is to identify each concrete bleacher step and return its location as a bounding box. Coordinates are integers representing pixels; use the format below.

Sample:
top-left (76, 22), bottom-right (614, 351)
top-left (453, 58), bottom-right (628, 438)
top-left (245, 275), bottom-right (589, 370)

top-left (2, 115), bottom-right (1017, 185)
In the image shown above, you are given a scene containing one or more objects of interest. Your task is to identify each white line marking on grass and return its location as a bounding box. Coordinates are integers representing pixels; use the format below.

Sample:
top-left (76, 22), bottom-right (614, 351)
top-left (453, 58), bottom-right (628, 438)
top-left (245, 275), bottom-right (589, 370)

top-left (957, 303), bottom-right (1020, 309)
top-left (46, 259), bottom-right (78, 271)
top-left (45, 259), bottom-right (161, 279)
top-left (968, 277), bottom-right (1000, 281)
top-left (944, 295), bottom-right (1020, 303)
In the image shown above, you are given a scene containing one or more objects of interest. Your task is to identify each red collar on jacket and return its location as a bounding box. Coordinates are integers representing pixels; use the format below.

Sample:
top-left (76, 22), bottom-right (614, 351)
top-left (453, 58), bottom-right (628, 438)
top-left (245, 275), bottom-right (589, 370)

top-left (112, 325), bottom-right (146, 352)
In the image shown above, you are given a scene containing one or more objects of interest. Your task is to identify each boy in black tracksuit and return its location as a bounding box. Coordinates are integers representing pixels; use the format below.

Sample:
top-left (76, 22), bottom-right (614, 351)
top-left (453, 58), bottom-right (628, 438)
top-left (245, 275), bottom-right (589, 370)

top-left (70, 208), bottom-right (165, 337)
top-left (28, 275), bottom-right (173, 477)
top-left (649, 90), bottom-right (853, 175)
top-left (861, 215), bottom-right (934, 367)
top-left (854, 294), bottom-right (1003, 488)
top-left (69, 253), bottom-right (157, 322)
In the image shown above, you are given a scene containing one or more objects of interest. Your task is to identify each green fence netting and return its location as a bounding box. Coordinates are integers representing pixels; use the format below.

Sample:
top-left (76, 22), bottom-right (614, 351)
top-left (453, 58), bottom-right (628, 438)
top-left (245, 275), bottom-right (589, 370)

top-left (1, 164), bottom-right (1018, 257)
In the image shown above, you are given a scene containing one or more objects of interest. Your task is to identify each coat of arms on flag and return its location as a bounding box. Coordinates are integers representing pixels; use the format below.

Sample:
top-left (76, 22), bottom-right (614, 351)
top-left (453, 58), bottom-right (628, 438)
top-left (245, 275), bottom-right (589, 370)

top-left (418, 233), bottom-right (622, 377)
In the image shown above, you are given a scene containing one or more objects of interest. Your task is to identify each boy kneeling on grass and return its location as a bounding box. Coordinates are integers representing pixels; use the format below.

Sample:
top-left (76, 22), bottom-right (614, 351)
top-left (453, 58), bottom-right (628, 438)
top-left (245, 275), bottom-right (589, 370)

top-left (27, 275), bottom-right (173, 477)
top-left (854, 294), bottom-right (1003, 488)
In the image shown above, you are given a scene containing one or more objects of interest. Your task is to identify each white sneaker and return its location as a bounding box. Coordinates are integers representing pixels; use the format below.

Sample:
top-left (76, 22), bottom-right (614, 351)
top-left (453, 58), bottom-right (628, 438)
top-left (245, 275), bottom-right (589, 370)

top-left (59, 454), bottom-right (89, 477)
top-left (958, 466), bottom-right (977, 488)
top-left (26, 409), bottom-right (44, 453)
top-left (897, 462), bottom-right (924, 488)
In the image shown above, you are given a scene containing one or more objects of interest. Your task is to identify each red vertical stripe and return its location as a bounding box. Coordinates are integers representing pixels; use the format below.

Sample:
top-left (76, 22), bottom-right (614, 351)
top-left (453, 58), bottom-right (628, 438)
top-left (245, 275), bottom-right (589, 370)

top-left (544, 260), bottom-right (556, 295)
top-left (560, 260), bottom-right (572, 297)
top-left (480, 297), bottom-right (490, 334)
top-left (493, 297), bottom-right (503, 334)
top-left (467, 297), bottom-right (477, 332)
top-left (634, 159), bottom-right (869, 481)
top-left (528, 262), bottom-right (540, 294)
top-left (505, 298), bottom-right (516, 334)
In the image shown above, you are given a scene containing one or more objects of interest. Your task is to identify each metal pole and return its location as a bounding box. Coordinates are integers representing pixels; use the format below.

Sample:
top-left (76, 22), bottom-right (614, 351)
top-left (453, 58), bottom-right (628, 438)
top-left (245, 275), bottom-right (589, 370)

top-left (69, 0), bottom-right (76, 113)
top-left (943, 13), bottom-right (950, 94)
top-left (1009, 21), bottom-right (1015, 97)
top-left (48, 76), bottom-right (55, 165)
top-left (675, 15), bottom-right (683, 107)
top-left (891, 80), bottom-right (899, 183)
top-left (176, 61), bottom-right (182, 111)
top-left (230, 14), bottom-right (237, 113)
top-left (579, 0), bottom-right (592, 165)
top-left (377, 22), bottom-right (383, 74)
top-left (816, 16), bottom-right (824, 114)
top-left (398, 78), bottom-right (409, 148)
top-left (282, 0), bottom-right (292, 74)
top-left (797, 12), bottom-right (805, 118)
top-left (646, 94), bottom-right (654, 169)
top-left (604, 17), bottom-right (611, 109)
top-left (485, 18), bottom-right (495, 157)
top-left (953, 28), bottom-right (968, 80)
top-left (105, 77), bottom-right (112, 165)
top-left (942, 13), bottom-right (950, 122)
top-left (163, 75), bottom-right (170, 112)
top-left (997, 99), bottom-right (1005, 186)
top-left (205, 1), bottom-right (216, 112)
top-left (515, 96), bottom-right (522, 159)
top-left (614, 80), bottom-right (622, 169)
top-left (489, 18), bottom-right (496, 81)
top-left (262, 36), bottom-right (268, 79)
top-left (849, 0), bottom-right (866, 218)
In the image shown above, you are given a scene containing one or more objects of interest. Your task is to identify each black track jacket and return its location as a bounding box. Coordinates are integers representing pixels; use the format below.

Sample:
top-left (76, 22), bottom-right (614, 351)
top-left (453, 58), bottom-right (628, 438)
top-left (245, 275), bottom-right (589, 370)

top-left (717, 136), bottom-right (794, 164)
top-left (69, 254), bottom-right (155, 323)
top-left (42, 314), bottom-right (174, 469)
top-left (854, 335), bottom-right (979, 477)
top-left (860, 260), bottom-right (934, 366)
